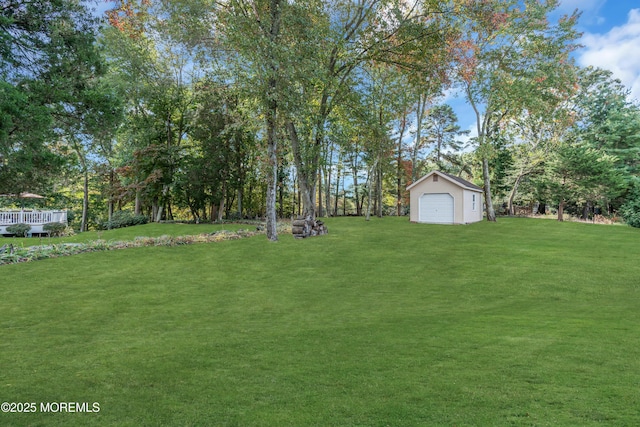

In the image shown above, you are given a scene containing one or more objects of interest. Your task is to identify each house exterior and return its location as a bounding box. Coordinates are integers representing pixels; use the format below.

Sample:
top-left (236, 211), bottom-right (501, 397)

top-left (406, 171), bottom-right (483, 224)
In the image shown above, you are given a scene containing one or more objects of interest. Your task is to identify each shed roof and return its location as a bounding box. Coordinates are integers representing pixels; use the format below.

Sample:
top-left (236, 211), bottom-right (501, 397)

top-left (406, 170), bottom-right (483, 192)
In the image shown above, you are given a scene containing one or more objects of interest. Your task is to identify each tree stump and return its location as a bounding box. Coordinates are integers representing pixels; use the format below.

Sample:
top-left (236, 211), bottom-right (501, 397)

top-left (291, 216), bottom-right (328, 239)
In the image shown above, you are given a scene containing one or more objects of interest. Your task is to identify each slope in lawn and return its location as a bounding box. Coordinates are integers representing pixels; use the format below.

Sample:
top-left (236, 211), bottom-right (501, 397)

top-left (1, 218), bottom-right (639, 426)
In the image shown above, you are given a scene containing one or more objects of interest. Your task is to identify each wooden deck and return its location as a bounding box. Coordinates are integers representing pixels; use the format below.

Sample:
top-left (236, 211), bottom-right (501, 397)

top-left (0, 210), bottom-right (68, 235)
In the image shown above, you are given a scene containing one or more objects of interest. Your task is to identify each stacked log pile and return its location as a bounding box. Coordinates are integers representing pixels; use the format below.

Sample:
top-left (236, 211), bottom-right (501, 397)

top-left (292, 216), bottom-right (328, 239)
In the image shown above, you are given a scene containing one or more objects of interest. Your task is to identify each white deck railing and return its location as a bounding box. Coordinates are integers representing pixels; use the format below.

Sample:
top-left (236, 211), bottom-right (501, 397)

top-left (0, 210), bottom-right (68, 234)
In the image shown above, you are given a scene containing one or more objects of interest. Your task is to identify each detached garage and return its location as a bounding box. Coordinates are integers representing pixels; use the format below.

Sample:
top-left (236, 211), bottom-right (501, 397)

top-left (407, 171), bottom-right (483, 224)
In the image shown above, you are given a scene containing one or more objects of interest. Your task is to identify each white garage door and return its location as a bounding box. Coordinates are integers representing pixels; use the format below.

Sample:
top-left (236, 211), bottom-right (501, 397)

top-left (419, 193), bottom-right (454, 223)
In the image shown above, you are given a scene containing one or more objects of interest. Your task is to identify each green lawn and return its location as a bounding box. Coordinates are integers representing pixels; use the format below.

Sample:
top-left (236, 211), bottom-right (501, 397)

top-left (1, 217), bottom-right (639, 426)
top-left (2, 222), bottom-right (255, 246)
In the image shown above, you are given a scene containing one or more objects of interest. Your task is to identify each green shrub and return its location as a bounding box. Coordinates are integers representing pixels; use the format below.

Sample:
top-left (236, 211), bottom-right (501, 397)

top-left (620, 181), bottom-right (640, 228)
top-left (100, 211), bottom-right (148, 230)
top-left (43, 222), bottom-right (67, 237)
top-left (6, 223), bottom-right (31, 237)
top-left (621, 198), bottom-right (640, 228)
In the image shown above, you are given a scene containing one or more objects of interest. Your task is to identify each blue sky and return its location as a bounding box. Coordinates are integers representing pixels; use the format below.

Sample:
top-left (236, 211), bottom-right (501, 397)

top-left (454, 0), bottom-right (640, 144)
top-left (572, 1), bottom-right (640, 99)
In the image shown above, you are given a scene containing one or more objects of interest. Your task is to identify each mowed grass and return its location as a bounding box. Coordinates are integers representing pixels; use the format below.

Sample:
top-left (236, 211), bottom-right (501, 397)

top-left (1, 217), bottom-right (640, 426)
top-left (3, 222), bottom-right (254, 246)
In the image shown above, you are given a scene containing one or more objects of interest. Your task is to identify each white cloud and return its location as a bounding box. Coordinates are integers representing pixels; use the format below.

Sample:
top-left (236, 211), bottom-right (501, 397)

top-left (578, 8), bottom-right (640, 101)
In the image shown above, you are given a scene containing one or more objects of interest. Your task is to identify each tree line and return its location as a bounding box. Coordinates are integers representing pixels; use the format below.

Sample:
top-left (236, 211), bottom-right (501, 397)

top-left (2, 0), bottom-right (639, 239)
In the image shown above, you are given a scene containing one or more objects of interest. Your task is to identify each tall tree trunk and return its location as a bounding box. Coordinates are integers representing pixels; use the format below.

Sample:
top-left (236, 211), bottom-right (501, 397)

top-left (108, 169), bottom-right (115, 222)
top-left (317, 168), bottom-right (323, 218)
top-left (264, 0), bottom-right (281, 241)
top-left (237, 184), bottom-right (243, 218)
top-left (469, 85), bottom-right (496, 223)
top-left (508, 172), bottom-right (525, 216)
top-left (155, 184), bottom-right (169, 222)
top-left (226, 192), bottom-right (235, 219)
top-left (297, 178), bottom-right (301, 216)
top-left (134, 190), bottom-right (141, 216)
top-left (396, 111), bottom-right (407, 216)
top-left (372, 172), bottom-right (378, 217)
top-left (218, 181), bottom-right (226, 221)
top-left (538, 203), bottom-right (546, 215)
top-left (287, 121), bottom-right (315, 219)
top-left (365, 175), bottom-right (373, 220)
top-left (71, 142), bottom-right (89, 232)
top-left (291, 171), bottom-right (298, 217)
top-left (210, 202), bottom-right (217, 222)
top-left (482, 155), bottom-right (496, 221)
top-left (583, 201), bottom-right (591, 221)
top-left (376, 162), bottom-right (383, 218)
top-left (189, 205), bottom-right (198, 223)
top-left (334, 161), bottom-right (340, 216)
top-left (352, 163), bottom-right (360, 216)
top-left (412, 94), bottom-right (428, 183)
top-left (278, 166), bottom-right (284, 219)
top-left (365, 157), bottom-right (377, 221)
top-left (218, 198), bottom-right (225, 221)
top-left (81, 170), bottom-right (89, 232)
top-left (342, 169), bottom-right (346, 216)
top-left (324, 143), bottom-right (332, 217)
top-left (265, 102), bottom-right (278, 240)
top-left (558, 199), bottom-right (565, 221)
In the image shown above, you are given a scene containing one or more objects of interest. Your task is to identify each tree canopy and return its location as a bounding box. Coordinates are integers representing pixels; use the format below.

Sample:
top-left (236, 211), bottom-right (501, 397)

top-left (3, 0), bottom-right (640, 232)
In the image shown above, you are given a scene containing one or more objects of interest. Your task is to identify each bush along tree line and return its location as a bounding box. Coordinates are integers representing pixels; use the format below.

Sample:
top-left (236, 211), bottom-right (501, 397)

top-left (99, 210), bottom-right (148, 230)
top-left (1, 0), bottom-right (640, 239)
